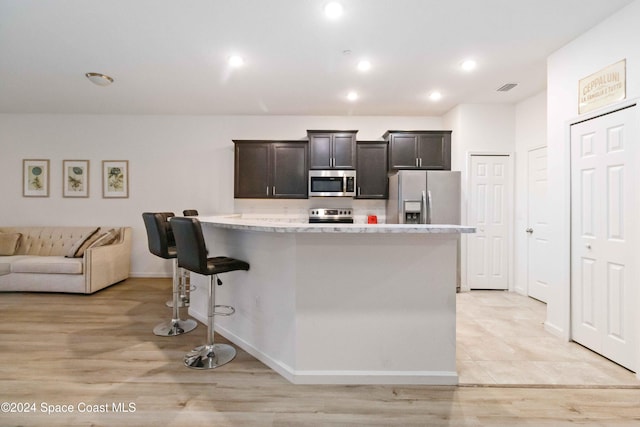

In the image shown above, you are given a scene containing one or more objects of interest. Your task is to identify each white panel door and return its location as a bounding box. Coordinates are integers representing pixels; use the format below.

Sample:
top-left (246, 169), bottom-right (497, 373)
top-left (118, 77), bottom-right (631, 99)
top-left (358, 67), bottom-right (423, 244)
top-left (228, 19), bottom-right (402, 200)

top-left (570, 105), bottom-right (638, 371)
top-left (468, 155), bottom-right (510, 290)
top-left (527, 147), bottom-right (551, 302)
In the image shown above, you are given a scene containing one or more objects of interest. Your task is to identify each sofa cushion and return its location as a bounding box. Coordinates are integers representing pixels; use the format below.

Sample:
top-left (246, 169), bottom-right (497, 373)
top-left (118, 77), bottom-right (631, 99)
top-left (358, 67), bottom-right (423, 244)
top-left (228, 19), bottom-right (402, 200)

top-left (0, 233), bottom-right (22, 256)
top-left (88, 228), bottom-right (121, 249)
top-left (66, 227), bottom-right (101, 258)
top-left (10, 256), bottom-right (83, 274)
top-left (0, 258), bottom-right (11, 275)
top-left (0, 255), bottom-right (31, 276)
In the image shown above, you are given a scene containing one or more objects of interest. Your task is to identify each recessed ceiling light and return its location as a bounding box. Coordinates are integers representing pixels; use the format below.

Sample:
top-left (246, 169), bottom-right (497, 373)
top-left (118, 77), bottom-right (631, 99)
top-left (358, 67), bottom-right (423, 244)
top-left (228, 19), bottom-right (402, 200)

top-left (346, 91), bottom-right (358, 101)
top-left (228, 55), bottom-right (245, 67)
top-left (324, 2), bottom-right (343, 19)
top-left (429, 91), bottom-right (442, 101)
top-left (357, 60), bottom-right (371, 72)
top-left (85, 72), bottom-right (114, 86)
top-left (461, 59), bottom-right (477, 72)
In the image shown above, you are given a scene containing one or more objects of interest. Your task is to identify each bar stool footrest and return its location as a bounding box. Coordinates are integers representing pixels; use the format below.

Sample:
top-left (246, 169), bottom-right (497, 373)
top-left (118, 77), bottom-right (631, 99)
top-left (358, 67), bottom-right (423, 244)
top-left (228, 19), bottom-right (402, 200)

top-left (166, 299), bottom-right (189, 308)
top-left (213, 304), bottom-right (235, 316)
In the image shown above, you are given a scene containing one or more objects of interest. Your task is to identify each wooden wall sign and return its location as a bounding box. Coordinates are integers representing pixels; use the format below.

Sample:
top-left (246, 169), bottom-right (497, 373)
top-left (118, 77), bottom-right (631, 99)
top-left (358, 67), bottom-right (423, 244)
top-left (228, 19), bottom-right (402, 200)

top-left (578, 59), bottom-right (626, 114)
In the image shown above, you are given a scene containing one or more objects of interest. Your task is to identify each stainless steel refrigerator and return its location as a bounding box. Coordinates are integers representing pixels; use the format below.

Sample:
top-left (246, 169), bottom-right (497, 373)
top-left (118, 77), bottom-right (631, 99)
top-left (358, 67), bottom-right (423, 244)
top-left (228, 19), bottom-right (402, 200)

top-left (386, 170), bottom-right (462, 288)
top-left (386, 170), bottom-right (461, 225)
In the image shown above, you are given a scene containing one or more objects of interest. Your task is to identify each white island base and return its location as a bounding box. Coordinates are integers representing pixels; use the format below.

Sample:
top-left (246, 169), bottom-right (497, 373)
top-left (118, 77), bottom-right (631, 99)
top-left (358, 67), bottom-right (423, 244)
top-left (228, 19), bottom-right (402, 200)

top-left (187, 216), bottom-right (471, 385)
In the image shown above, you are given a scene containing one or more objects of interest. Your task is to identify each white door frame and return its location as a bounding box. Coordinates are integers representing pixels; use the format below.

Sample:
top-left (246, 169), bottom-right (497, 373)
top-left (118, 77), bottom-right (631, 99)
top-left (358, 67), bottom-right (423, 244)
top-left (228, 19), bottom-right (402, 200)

top-left (462, 151), bottom-right (515, 292)
top-left (564, 98), bottom-right (640, 378)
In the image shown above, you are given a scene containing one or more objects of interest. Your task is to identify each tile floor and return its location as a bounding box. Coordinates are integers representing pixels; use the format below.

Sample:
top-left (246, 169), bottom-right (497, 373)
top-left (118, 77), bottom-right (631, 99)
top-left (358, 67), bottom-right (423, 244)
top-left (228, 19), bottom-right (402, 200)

top-left (456, 290), bottom-right (640, 386)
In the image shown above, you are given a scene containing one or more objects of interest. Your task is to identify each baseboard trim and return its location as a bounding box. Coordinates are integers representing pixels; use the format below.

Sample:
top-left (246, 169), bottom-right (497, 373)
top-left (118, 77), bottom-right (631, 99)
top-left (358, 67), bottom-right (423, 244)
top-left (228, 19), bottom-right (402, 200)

top-left (544, 321), bottom-right (564, 339)
top-left (288, 370), bottom-right (459, 385)
top-left (209, 320), bottom-right (458, 386)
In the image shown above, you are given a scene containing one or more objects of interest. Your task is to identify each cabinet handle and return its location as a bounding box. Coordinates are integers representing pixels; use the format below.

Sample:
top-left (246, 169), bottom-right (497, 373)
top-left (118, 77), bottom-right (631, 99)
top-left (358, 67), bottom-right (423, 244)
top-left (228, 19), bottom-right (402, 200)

top-left (266, 186), bottom-right (269, 196)
top-left (415, 158), bottom-right (419, 167)
top-left (272, 186), bottom-right (276, 195)
top-left (419, 158), bottom-right (423, 167)
top-left (357, 186), bottom-right (361, 196)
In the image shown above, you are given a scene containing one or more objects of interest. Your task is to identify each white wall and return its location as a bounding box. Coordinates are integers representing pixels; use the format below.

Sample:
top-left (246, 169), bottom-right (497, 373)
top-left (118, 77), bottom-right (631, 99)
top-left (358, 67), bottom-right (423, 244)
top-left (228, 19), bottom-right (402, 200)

top-left (546, 0), bottom-right (640, 337)
top-left (444, 104), bottom-right (516, 171)
top-left (0, 114), bottom-right (441, 277)
top-left (513, 91), bottom-right (547, 295)
top-left (443, 103), bottom-right (516, 290)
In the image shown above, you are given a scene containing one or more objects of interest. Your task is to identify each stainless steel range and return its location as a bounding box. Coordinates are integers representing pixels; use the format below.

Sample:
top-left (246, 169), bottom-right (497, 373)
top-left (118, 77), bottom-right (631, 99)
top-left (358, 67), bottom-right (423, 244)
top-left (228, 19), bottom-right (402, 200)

top-left (308, 208), bottom-right (353, 224)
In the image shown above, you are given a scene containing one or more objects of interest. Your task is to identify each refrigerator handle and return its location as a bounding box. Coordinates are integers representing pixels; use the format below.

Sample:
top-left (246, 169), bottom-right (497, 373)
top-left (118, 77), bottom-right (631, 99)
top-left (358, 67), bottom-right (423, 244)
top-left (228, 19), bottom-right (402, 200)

top-left (426, 190), bottom-right (433, 224)
top-left (421, 191), bottom-right (427, 224)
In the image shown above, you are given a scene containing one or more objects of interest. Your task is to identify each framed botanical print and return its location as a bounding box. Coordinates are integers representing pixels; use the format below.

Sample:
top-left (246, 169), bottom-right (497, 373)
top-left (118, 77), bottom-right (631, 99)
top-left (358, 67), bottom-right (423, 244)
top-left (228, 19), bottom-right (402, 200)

top-left (23, 159), bottom-right (50, 197)
top-left (102, 160), bottom-right (129, 198)
top-left (63, 160), bottom-right (90, 198)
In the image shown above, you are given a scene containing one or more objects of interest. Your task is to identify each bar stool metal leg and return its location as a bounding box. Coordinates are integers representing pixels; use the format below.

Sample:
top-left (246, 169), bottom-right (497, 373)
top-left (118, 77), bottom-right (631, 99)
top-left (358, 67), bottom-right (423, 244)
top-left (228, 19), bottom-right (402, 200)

top-left (153, 259), bottom-right (198, 336)
top-left (184, 274), bottom-right (236, 369)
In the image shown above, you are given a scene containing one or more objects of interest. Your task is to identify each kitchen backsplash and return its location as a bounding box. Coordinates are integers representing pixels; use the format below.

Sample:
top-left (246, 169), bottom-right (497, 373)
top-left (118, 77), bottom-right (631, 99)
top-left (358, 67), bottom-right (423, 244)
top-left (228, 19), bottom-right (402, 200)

top-left (233, 199), bottom-right (386, 224)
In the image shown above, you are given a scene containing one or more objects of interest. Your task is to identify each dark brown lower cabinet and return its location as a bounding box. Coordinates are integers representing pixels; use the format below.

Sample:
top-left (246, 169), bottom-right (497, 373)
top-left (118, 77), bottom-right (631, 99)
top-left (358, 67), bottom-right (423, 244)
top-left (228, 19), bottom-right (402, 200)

top-left (234, 140), bottom-right (308, 199)
top-left (355, 141), bottom-right (388, 199)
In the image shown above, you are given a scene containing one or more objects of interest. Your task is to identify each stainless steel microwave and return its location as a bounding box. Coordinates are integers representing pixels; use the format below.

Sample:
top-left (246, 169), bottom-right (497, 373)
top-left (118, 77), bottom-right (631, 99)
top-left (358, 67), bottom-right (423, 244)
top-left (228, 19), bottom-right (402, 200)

top-left (308, 170), bottom-right (356, 197)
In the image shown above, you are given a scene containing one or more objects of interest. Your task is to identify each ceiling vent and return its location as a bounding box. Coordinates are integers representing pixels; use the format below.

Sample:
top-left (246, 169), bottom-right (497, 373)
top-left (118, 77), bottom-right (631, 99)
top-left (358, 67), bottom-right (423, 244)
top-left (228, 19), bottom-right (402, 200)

top-left (496, 83), bottom-right (518, 92)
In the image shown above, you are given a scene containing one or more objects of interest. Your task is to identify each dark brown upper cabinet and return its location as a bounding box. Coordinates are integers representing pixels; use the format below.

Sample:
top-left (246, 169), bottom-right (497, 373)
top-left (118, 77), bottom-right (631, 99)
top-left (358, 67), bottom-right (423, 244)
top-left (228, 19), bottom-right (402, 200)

top-left (385, 130), bottom-right (451, 170)
top-left (234, 140), bottom-right (308, 199)
top-left (307, 130), bottom-right (357, 169)
top-left (355, 141), bottom-right (388, 199)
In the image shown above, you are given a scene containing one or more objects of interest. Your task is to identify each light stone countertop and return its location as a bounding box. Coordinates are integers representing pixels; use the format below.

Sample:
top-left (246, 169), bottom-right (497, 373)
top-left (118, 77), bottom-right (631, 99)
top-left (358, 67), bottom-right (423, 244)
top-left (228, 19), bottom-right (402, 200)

top-left (197, 214), bottom-right (476, 234)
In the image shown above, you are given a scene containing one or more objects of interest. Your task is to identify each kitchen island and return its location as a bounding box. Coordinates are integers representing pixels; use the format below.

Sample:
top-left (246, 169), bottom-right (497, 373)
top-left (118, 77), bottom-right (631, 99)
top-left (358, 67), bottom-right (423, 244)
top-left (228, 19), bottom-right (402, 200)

top-left (187, 215), bottom-right (474, 385)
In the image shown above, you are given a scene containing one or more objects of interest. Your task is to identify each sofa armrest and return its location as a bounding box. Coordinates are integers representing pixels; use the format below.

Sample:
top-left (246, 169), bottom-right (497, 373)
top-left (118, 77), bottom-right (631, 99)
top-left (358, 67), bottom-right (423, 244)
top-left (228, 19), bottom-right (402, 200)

top-left (83, 227), bottom-right (132, 293)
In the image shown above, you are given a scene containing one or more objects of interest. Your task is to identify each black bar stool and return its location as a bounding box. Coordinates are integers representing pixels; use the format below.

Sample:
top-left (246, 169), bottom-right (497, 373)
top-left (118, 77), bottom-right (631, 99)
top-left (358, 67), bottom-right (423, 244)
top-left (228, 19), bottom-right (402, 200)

top-left (166, 210), bottom-right (200, 308)
top-left (170, 216), bottom-right (249, 369)
top-left (142, 212), bottom-right (197, 336)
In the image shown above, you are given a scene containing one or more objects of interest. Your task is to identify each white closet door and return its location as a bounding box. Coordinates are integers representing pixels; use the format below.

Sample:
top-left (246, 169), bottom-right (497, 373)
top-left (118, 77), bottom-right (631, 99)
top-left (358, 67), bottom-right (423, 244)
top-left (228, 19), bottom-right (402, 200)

top-left (570, 105), bottom-right (638, 371)
top-left (467, 155), bottom-right (510, 290)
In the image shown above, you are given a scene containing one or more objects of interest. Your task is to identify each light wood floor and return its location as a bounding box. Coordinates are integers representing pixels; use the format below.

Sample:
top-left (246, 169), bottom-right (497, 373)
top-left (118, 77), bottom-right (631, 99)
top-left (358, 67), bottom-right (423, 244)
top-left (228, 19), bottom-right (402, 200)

top-left (1, 278), bottom-right (639, 426)
top-left (457, 290), bottom-right (640, 386)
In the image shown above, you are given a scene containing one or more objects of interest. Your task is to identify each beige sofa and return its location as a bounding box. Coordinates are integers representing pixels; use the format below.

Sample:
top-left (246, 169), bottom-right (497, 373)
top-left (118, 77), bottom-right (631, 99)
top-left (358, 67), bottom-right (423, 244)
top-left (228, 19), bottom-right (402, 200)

top-left (0, 226), bottom-right (132, 294)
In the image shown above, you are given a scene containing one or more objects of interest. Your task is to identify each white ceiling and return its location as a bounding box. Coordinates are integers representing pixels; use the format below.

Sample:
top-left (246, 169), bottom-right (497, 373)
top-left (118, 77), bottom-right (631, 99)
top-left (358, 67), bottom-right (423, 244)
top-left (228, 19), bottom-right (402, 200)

top-left (0, 0), bottom-right (634, 116)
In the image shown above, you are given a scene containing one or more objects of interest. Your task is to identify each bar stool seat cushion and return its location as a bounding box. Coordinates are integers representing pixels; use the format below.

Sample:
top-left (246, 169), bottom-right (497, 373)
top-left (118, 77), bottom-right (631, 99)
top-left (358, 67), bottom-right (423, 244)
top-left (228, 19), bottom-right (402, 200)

top-left (206, 256), bottom-right (250, 275)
